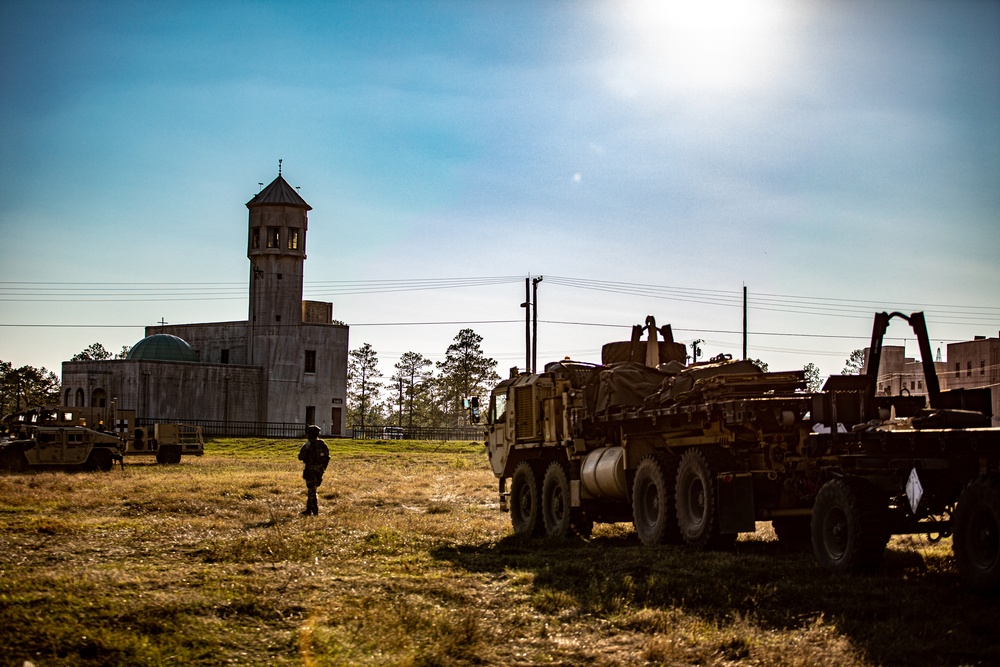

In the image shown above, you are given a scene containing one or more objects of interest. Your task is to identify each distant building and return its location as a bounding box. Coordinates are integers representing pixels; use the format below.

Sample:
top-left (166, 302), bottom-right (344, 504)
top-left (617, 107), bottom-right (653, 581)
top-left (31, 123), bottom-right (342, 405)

top-left (61, 172), bottom-right (350, 435)
top-left (863, 331), bottom-right (1000, 427)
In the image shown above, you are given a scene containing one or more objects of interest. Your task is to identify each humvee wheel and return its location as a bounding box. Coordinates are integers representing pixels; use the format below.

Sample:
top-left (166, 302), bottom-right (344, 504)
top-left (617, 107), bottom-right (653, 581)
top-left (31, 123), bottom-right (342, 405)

top-left (811, 477), bottom-right (889, 574)
top-left (0, 449), bottom-right (28, 473)
top-left (86, 449), bottom-right (114, 472)
top-left (953, 474), bottom-right (1000, 590)
top-left (510, 462), bottom-right (543, 537)
top-left (633, 456), bottom-right (681, 546)
top-left (675, 447), bottom-right (735, 549)
top-left (542, 461), bottom-right (572, 539)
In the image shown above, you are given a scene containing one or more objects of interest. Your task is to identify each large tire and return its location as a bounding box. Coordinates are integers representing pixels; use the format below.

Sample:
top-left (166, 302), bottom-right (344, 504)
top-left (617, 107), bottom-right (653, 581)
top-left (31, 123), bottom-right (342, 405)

top-left (675, 447), bottom-right (735, 549)
top-left (633, 455), bottom-right (681, 546)
top-left (0, 449), bottom-right (28, 473)
top-left (510, 462), bottom-right (543, 537)
top-left (952, 474), bottom-right (1000, 590)
top-left (541, 461), bottom-right (573, 539)
top-left (86, 448), bottom-right (114, 472)
top-left (811, 477), bottom-right (890, 574)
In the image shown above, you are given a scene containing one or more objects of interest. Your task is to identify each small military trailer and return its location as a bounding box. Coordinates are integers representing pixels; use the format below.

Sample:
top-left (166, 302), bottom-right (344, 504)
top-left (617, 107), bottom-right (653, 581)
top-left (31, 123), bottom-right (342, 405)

top-left (128, 422), bottom-right (205, 464)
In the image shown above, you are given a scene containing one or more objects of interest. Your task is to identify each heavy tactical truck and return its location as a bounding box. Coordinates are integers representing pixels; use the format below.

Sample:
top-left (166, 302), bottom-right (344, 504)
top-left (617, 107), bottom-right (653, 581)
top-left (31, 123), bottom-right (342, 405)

top-left (485, 313), bottom-right (1000, 589)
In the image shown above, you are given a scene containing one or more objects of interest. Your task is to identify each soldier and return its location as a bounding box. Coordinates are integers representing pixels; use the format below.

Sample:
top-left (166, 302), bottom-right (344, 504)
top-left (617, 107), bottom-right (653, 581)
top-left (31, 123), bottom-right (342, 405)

top-left (298, 425), bottom-right (330, 515)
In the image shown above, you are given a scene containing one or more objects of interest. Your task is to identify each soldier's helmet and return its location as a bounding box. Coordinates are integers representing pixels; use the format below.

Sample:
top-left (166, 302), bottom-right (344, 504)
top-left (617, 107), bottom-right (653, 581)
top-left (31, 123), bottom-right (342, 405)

top-left (306, 425), bottom-right (321, 437)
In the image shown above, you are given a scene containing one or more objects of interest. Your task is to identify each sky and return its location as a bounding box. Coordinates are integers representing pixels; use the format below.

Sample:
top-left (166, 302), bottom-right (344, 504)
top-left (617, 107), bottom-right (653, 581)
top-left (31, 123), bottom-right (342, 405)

top-left (1, 0), bottom-right (998, 383)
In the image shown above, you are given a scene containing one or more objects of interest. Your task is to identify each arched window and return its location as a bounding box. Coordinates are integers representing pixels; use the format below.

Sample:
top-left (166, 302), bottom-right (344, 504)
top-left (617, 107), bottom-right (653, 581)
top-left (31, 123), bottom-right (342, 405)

top-left (91, 388), bottom-right (107, 408)
top-left (75, 388), bottom-right (85, 407)
top-left (64, 388), bottom-right (73, 406)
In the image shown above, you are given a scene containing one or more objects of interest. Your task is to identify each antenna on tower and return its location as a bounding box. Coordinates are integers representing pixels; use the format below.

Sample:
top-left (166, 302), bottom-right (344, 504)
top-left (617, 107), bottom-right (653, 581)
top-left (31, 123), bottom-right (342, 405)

top-left (278, 158), bottom-right (282, 176)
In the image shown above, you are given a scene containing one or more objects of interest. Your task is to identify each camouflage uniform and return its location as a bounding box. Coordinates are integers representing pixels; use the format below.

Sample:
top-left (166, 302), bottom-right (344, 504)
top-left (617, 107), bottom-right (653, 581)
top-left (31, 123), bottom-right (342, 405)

top-left (298, 426), bottom-right (330, 515)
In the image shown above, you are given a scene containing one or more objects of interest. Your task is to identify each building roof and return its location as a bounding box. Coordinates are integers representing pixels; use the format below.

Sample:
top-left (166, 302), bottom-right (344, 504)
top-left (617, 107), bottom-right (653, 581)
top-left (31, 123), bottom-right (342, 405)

top-left (246, 175), bottom-right (312, 210)
top-left (126, 334), bottom-right (200, 362)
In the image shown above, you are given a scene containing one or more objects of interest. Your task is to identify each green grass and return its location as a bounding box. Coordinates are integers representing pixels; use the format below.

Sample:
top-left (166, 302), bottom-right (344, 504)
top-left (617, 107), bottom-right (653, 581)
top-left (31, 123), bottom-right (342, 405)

top-left (0, 439), bottom-right (996, 666)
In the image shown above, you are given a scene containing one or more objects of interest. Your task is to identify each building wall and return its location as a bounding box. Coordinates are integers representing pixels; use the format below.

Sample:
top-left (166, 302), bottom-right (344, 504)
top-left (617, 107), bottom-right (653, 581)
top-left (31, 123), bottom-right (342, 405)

top-left (942, 336), bottom-right (1000, 427)
top-left (864, 337), bottom-right (1000, 427)
top-left (151, 322), bottom-right (249, 365)
top-left (61, 360), bottom-right (263, 423)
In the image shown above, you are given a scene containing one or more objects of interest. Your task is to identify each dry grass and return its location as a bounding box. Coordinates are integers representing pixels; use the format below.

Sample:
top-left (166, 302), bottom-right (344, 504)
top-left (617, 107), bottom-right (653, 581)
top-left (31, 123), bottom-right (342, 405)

top-left (0, 439), bottom-right (997, 666)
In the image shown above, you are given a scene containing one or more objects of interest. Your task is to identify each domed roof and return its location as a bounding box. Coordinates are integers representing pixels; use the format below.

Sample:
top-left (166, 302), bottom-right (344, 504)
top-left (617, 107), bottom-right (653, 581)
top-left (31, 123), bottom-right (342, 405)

top-left (126, 334), bottom-right (200, 362)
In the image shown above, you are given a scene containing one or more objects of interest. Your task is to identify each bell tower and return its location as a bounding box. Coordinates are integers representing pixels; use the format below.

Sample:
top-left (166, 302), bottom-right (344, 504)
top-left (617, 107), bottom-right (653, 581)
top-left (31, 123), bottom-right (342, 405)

top-left (246, 163), bottom-right (311, 368)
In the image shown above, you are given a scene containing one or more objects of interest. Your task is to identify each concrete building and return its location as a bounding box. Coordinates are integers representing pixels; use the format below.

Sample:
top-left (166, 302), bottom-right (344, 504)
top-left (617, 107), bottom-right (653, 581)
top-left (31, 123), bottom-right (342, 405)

top-left (863, 332), bottom-right (1000, 427)
top-left (61, 172), bottom-right (350, 435)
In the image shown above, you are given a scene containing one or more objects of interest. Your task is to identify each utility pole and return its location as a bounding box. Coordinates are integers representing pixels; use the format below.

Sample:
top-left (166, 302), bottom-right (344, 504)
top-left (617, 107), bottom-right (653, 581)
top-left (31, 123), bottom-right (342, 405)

top-left (742, 284), bottom-right (748, 360)
top-left (691, 339), bottom-right (703, 364)
top-left (532, 276), bottom-right (543, 373)
top-left (521, 278), bottom-right (530, 373)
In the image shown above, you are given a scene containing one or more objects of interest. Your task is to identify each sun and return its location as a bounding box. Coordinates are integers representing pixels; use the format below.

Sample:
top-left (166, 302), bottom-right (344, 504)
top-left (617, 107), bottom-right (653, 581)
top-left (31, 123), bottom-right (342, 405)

top-left (602, 0), bottom-right (795, 96)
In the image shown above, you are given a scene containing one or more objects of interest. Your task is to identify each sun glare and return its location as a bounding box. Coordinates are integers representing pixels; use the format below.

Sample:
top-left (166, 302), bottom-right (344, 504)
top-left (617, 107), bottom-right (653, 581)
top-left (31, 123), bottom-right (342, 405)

top-left (604, 0), bottom-right (795, 97)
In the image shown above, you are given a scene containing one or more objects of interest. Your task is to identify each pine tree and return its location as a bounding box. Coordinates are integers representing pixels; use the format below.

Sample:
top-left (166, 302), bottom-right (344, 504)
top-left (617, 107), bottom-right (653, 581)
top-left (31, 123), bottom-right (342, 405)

top-left (436, 329), bottom-right (499, 426)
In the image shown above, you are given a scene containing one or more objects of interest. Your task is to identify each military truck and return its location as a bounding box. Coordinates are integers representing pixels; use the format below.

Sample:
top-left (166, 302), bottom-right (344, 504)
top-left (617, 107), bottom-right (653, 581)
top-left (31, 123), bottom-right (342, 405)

top-left (0, 411), bottom-right (123, 472)
top-left (3, 406), bottom-right (204, 465)
top-left (485, 313), bottom-right (1000, 589)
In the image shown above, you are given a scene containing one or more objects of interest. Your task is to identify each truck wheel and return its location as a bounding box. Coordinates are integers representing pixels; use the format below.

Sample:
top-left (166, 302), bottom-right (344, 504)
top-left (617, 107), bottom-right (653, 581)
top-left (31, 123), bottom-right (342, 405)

top-left (510, 462), bottom-right (543, 537)
top-left (953, 474), bottom-right (1000, 590)
top-left (811, 477), bottom-right (889, 574)
top-left (542, 461), bottom-right (573, 539)
top-left (86, 449), bottom-right (114, 472)
top-left (633, 456), bottom-right (681, 546)
top-left (675, 447), bottom-right (734, 549)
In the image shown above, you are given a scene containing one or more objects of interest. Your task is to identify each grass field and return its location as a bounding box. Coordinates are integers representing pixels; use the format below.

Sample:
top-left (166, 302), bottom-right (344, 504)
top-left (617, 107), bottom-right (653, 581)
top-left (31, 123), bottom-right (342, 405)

top-left (1, 438), bottom-right (997, 666)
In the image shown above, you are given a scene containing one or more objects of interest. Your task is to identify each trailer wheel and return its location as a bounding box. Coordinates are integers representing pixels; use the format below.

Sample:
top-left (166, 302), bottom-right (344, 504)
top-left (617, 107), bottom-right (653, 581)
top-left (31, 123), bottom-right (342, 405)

top-left (510, 462), bottom-right (543, 537)
top-left (953, 474), bottom-right (1000, 590)
top-left (675, 447), bottom-right (734, 549)
top-left (86, 449), bottom-right (114, 472)
top-left (542, 461), bottom-right (573, 539)
top-left (633, 456), bottom-right (681, 546)
top-left (156, 446), bottom-right (182, 465)
top-left (811, 477), bottom-right (889, 574)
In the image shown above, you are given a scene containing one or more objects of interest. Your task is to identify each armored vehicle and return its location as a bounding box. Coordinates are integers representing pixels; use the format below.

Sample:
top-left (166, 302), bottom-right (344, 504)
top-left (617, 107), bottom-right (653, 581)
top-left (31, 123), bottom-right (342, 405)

top-left (1, 418), bottom-right (123, 472)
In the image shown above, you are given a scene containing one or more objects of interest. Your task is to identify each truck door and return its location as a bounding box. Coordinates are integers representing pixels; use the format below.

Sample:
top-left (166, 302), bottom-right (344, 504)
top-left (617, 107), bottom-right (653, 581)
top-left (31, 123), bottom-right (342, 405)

top-left (486, 389), bottom-right (510, 477)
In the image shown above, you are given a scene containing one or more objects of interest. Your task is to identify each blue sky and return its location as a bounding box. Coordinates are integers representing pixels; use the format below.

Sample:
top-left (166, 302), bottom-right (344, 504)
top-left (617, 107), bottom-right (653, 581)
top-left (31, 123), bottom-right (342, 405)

top-left (1, 0), bottom-right (998, 379)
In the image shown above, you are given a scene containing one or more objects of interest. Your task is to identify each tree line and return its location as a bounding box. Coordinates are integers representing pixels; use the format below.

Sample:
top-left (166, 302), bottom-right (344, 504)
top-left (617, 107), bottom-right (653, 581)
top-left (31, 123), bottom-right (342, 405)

top-left (348, 328), bottom-right (500, 429)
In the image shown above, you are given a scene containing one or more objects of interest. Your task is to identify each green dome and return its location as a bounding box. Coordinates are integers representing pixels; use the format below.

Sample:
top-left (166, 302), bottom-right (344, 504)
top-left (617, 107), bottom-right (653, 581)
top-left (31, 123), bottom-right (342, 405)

top-left (127, 334), bottom-right (199, 362)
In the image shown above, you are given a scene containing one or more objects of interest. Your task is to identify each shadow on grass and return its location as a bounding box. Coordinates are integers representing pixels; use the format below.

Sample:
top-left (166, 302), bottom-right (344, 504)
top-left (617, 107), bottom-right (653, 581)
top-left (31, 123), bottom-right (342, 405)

top-left (431, 532), bottom-right (1000, 667)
